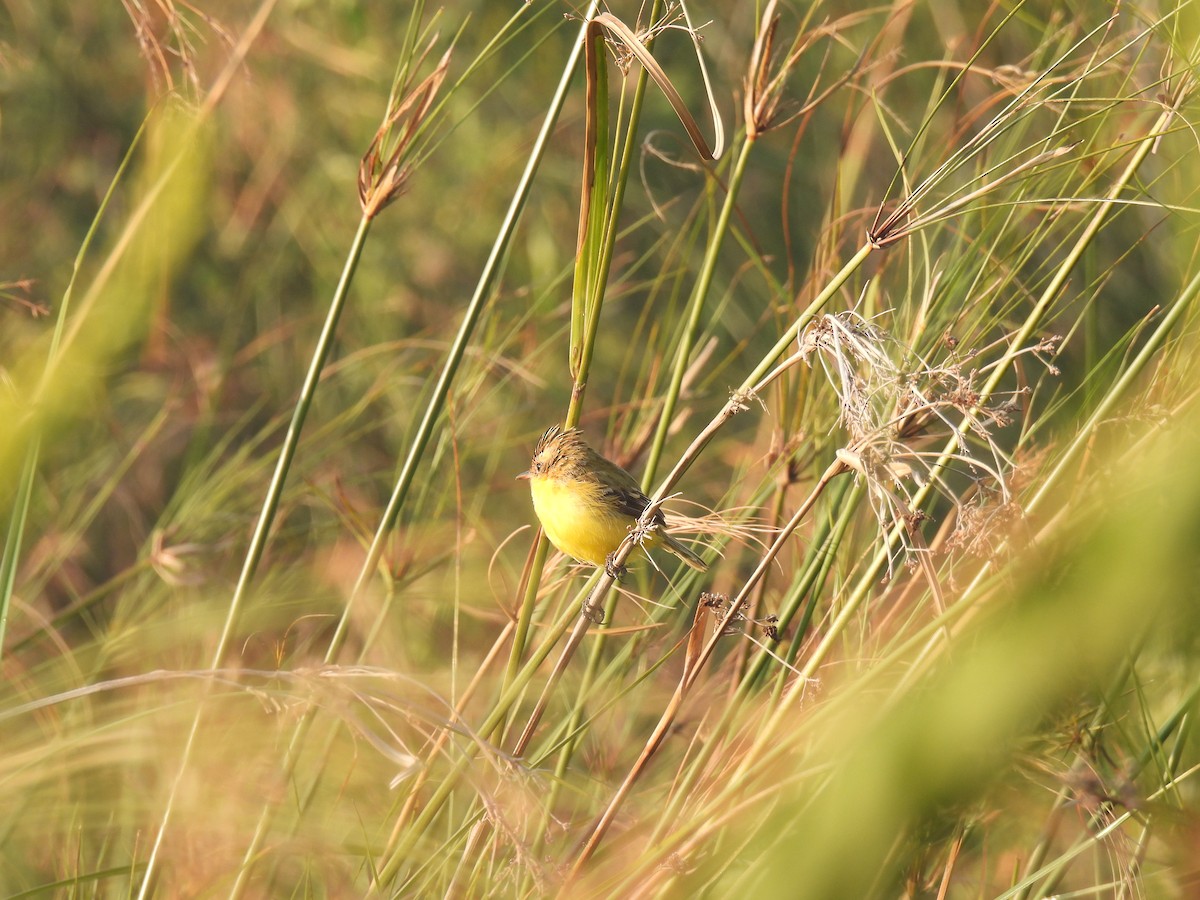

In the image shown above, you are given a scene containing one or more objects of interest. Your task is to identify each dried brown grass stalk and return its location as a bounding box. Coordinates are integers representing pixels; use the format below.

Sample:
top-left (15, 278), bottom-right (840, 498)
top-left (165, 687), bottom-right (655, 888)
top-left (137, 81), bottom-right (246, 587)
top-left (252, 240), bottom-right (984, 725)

top-left (744, 0), bottom-right (872, 139)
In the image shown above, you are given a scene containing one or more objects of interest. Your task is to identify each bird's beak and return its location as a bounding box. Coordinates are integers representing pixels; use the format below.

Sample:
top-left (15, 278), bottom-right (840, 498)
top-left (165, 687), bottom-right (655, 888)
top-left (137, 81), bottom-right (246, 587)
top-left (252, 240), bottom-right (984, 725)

top-left (516, 470), bottom-right (531, 480)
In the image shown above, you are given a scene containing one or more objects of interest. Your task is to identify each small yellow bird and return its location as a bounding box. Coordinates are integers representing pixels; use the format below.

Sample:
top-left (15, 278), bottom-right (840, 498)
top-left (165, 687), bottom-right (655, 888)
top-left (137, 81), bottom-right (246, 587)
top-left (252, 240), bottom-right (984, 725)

top-left (518, 425), bottom-right (707, 572)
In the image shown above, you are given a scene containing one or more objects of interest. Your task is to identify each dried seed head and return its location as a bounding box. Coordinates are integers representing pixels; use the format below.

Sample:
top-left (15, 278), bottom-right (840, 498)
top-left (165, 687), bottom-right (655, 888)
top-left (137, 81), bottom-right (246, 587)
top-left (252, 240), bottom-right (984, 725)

top-left (358, 45), bottom-right (452, 219)
top-left (803, 311), bottom-right (1043, 571)
top-left (744, 2), bottom-right (867, 139)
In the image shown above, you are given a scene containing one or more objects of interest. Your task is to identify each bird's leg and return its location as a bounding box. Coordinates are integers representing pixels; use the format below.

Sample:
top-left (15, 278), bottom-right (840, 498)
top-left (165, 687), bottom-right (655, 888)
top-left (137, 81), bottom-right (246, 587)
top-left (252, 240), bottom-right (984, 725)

top-left (603, 552), bottom-right (628, 582)
top-left (581, 553), bottom-right (628, 622)
top-left (581, 577), bottom-right (610, 624)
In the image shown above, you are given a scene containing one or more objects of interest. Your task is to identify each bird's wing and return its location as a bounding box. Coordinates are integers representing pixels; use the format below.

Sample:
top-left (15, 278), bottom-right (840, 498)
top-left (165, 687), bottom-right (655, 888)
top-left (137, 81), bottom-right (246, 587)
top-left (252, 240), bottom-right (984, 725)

top-left (588, 447), bottom-right (665, 524)
top-left (600, 482), bottom-right (653, 521)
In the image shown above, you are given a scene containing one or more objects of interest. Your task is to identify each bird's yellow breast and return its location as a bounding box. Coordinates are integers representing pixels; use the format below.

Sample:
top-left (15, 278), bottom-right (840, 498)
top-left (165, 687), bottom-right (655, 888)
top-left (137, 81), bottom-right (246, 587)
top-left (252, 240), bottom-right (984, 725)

top-left (529, 474), bottom-right (633, 567)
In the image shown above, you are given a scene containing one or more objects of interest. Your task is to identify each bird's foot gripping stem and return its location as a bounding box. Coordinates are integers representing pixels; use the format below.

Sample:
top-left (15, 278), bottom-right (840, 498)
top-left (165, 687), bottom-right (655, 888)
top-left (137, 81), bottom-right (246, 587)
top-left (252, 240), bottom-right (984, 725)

top-left (603, 552), bottom-right (628, 582)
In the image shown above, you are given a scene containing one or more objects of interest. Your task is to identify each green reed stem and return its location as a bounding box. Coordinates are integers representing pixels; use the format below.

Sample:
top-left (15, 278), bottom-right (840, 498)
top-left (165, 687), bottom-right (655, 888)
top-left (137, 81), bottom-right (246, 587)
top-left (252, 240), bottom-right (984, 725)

top-left (506, 0), bottom-right (651, 687)
top-left (643, 135), bottom-right (754, 485)
top-left (221, 212), bottom-right (372, 662)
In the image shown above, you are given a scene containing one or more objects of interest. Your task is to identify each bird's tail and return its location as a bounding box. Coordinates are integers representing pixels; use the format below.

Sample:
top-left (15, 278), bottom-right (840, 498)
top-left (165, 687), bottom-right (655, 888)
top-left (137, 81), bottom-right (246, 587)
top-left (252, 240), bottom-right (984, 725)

top-left (661, 532), bottom-right (708, 572)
